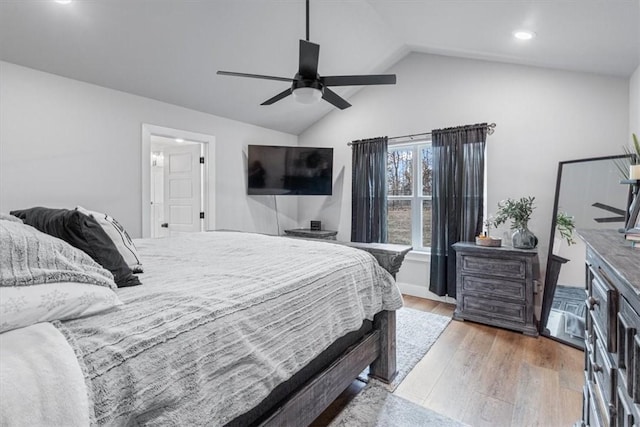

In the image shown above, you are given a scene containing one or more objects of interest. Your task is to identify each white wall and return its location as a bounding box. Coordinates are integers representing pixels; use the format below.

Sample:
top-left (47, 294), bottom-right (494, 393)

top-left (298, 52), bottom-right (629, 300)
top-left (0, 61), bottom-right (299, 237)
top-left (631, 65), bottom-right (640, 138)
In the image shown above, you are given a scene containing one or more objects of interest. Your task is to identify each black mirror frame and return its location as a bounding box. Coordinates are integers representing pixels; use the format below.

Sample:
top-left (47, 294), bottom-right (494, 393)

top-left (539, 154), bottom-right (634, 349)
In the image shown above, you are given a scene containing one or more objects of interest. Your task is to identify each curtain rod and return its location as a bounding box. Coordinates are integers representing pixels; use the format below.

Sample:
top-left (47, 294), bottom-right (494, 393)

top-left (347, 122), bottom-right (496, 146)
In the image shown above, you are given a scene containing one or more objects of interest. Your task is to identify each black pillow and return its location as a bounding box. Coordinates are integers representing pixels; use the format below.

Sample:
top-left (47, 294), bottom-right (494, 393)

top-left (10, 207), bottom-right (141, 288)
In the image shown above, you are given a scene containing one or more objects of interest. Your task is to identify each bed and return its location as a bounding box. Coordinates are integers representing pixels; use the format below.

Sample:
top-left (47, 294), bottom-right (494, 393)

top-left (0, 213), bottom-right (403, 426)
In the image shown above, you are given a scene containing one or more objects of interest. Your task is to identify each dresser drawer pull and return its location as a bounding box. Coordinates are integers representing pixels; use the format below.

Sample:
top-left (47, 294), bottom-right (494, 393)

top-left (588, 296), bottom-right (600, 310)
top-left (592, 362), bottom-right (603, 373)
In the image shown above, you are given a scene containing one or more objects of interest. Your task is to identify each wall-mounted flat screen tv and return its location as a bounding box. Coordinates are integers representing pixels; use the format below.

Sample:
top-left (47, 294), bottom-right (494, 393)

top-left (247, 145), bottom-right (333, 195)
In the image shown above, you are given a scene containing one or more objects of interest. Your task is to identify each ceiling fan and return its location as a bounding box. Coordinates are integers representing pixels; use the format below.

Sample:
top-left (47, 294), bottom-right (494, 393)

top-left (216, 0), bottom-right (396, 110)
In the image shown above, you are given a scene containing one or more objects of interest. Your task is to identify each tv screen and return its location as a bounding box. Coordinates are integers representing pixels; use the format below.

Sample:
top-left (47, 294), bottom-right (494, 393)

top-left (247, 145), bottom-right (333, 195)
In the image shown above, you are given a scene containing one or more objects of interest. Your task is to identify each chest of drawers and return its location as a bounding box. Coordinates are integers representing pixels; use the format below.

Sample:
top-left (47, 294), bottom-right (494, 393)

top-left (452, 242), bottom-right (539, 336)
top-left (579, 230), bottom-right (640, 427)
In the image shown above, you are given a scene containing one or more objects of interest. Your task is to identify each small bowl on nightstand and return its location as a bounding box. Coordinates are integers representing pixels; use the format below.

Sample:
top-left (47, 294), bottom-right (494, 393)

top-left (475, 236), bottom-right (502, 247)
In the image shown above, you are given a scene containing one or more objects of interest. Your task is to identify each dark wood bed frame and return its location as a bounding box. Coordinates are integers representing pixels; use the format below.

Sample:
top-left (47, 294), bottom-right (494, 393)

top-left (260, 241), bottom-right (411, 426)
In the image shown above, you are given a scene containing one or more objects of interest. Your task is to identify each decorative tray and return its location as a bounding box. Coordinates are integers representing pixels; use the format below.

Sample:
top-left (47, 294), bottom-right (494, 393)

top-left (475, 236), bottom-right (502, 247)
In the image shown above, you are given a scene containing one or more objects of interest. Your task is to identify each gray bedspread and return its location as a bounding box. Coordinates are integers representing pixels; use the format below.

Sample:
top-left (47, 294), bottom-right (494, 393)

top-left (56, 231), bottom-right (403, 426)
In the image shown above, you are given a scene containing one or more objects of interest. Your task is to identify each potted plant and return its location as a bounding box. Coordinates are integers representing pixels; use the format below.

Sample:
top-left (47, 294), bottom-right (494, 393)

top-left (556, 211), bottom-right (576, 246)
top-left (614, 133), bottom-right (640, 179)
top-left (493, 196), bottom-right (538, 249)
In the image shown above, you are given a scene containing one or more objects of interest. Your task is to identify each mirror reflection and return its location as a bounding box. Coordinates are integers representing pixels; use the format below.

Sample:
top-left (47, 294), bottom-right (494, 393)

top-left (540, 155), bottom-right (632, 348)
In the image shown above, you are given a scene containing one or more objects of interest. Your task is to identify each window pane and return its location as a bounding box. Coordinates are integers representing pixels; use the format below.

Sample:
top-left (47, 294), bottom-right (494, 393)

top-left (422, 200), bottom-right (432, 248)
top-left (387, 148), bottom-right (413, 196)
top-left (421, 146), bottom-right (433, 196)
top-left (388, 200), bottom-right (412, 245)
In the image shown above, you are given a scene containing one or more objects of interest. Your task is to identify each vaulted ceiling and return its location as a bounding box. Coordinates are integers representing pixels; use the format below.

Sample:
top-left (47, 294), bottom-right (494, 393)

top-left (1, 0), bottom-right (638, 135)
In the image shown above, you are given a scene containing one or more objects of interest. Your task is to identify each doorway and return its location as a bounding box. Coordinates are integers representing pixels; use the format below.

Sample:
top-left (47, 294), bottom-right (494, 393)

top-left (141, 124), bottom-right (216, 238)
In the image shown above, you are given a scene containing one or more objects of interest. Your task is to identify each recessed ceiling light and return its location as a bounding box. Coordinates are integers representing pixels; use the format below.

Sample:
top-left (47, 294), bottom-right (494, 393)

top-left (175, 138), bottom-right (185, 143)
top-left (55, 0), bottom-right (72, 4)
top-left (513, 31), bottom-right (535, 40)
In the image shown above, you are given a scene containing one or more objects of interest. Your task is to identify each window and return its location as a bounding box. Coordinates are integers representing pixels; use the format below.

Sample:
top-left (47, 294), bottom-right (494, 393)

top-left (387, 140), bottom-right (433, 251)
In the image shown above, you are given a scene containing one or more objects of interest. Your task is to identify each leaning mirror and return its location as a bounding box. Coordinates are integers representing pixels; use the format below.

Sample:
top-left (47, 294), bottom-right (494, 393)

top-left (540, 154), bottom-right (633, 349)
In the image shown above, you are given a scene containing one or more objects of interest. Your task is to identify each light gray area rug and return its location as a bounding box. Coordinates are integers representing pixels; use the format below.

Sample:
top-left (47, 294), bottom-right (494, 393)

top-left (332, 307), bottom-right (465, 426)
top-left (328, 382), bottom-right (467, 427)
top-left (361, 307), bottom-right (452, 391)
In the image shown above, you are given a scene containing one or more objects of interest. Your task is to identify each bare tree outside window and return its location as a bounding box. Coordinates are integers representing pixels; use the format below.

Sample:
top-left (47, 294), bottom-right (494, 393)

top-left (387, 143), bottom-right (432, 250)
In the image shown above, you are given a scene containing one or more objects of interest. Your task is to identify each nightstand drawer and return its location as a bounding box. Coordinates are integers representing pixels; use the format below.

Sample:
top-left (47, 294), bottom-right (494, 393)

top-left (459, 255), bottom-right (526, 280)
top-left (461, 295), bottom-right (526, 323)
top-left (460, 275), bottom-right (526, 300)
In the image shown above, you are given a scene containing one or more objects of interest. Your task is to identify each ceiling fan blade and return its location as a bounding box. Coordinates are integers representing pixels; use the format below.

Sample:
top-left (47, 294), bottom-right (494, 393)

top-left (322, 87), bottom-right (351, 110)
top-left (322, 74), bottom-right (397, 87)
top-left (261, 88), bottom-right (292, 105)
top-left (217, 71), bottom-right (293, 83)
top-left (299, 40), bottom-right (320, 78)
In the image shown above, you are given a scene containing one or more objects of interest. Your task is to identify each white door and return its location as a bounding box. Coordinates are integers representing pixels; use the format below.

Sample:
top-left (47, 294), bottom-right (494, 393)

top-left (162, 144), bottom-right (203, 235)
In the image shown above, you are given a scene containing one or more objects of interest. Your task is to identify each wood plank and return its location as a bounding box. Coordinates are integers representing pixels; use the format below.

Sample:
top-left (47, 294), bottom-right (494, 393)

top-left (511, 363), bottom-right (560, 426)
top-left (394, 318), bottom-right (472, 403)
top-left (461, 393), bottom-right (514, 427)
top-left (474, 328), bottom-right (527, 403)
top-left (402, 295), bottom-right (440, 312)
top-left (419, 322), bottom-right (497, 420)
top-left (261, 331), bottom-right (380, 427)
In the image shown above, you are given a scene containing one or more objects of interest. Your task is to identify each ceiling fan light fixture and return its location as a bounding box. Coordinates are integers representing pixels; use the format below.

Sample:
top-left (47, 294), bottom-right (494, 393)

top-left (292, 87), bottom-right (322, 104)
top-left (513, 30), bottom-right (535, 40)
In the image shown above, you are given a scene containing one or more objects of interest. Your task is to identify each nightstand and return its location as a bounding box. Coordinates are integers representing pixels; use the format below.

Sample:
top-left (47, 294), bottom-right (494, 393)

top-left (283, 228), bottom-right (338, 240)
top-left (452, 242), bottom-right (539, 336)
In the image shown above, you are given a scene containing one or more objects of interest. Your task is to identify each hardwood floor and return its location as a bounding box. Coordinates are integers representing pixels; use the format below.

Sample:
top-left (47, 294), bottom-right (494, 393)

top-left (312, 295), bottom-right (584, 427)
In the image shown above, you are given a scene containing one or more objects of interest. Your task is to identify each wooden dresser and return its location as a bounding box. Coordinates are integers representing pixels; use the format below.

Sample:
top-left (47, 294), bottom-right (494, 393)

top-left (452, 242), bottom-right (539, 336)
top-left (579, 230), bottom-right (640, 427)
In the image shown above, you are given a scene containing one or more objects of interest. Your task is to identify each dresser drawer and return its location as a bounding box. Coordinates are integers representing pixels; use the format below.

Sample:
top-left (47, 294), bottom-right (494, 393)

top-left (461, 295), bottom-right (526, 323)
top-left (618, 298), bottom-right (640, 402)
top-left (616, 376), bottom-right (640, 427)
top-left (460, 275), bottom-right (526, 301)
top-left (634, 335), bottom-right (640, 404)
top-left (592, 335), bottom-right (617, 405)
top-left (616, 386), bottom-right (637, 427)
top-left (459, 254), bottom-right (526, 280)
top-left (587, 378), bottom-right (609, 427)
top-left (589, 265), bottom-right (618, 353)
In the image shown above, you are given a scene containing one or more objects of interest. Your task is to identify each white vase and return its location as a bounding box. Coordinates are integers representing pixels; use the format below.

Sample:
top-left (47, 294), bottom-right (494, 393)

top-left (630, 164), bottom-right (640, 180)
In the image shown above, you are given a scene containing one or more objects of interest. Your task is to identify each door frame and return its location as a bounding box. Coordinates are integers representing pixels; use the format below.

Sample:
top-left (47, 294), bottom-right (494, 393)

top-left (141, 124), bottom-right (215, 238)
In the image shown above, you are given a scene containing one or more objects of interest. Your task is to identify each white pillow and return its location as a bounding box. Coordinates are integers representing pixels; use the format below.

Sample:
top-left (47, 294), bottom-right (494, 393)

top-left (76, 206), bottom-right (143, 273)
top-left (0, 282), bottom-right (123, 333)
top-left (0, 213), bottom-right (22, 223)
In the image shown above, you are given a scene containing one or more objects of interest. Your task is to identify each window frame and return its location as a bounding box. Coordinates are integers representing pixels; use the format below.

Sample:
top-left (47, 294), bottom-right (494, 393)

top-left (387, 138), bottom-right (433, 252)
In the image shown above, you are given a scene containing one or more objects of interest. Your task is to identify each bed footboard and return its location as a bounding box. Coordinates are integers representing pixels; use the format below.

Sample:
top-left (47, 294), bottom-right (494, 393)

top-left (259, 310), bottom-right (396, 427)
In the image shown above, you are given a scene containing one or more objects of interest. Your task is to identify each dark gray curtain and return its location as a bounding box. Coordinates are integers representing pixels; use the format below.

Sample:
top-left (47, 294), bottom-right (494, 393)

top-left (351, 137), bottom-right (388, 243)
top-left (429, 123), bottom-right (488, 297)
